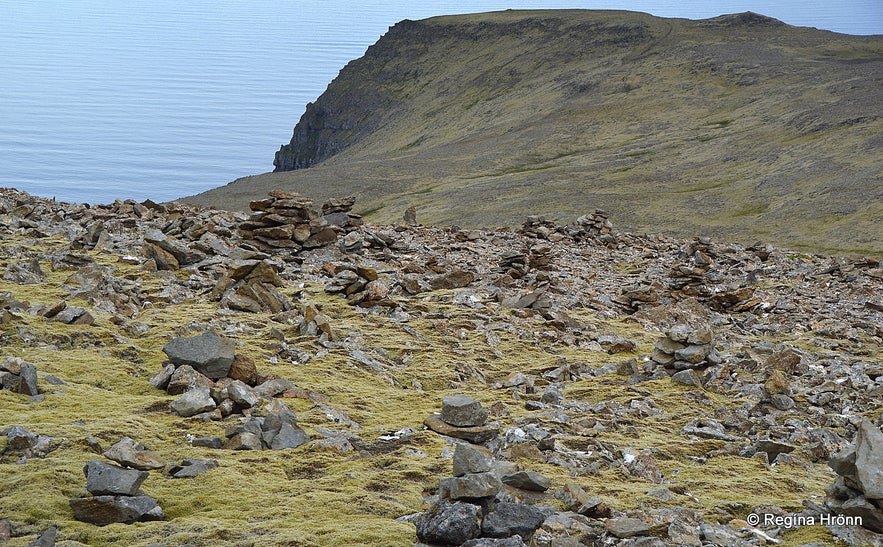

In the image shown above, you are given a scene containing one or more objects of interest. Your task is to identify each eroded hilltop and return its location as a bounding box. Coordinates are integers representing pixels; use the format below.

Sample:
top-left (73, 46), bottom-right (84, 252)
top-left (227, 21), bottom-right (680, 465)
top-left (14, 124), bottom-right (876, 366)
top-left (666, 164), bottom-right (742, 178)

top-left (1, 188), bottom-right (882, 546)
top-left (188, 9), bottom-right (883, 254)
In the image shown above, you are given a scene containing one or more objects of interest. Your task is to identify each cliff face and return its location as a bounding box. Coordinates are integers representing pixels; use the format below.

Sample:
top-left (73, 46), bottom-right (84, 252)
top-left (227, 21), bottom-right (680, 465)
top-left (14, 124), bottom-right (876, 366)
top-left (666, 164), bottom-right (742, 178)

top-left (192, 10), bottom-right (883, 254)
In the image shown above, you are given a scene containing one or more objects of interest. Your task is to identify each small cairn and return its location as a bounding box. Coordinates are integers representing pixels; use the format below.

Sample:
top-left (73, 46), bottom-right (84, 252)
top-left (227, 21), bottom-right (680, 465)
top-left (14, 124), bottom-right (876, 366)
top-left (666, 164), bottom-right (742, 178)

top-left (323, 263), bottom-right (393, 307)
top-left (424, 395), bottom-right (499, 444)
top-left (238, 191), bottom-right (362, 253)
top-left (826, 418), bottom-right (883, 533)
top-left (69, 459), bottom-right (164, 526)
top-left (518, 215), bottom-right (560, 240)
top-left (651, 324), bottom-right (719, 383)
top-left (210, 259), bottom-right (294, 314)
top-left (417, 443), bottom-right (548, 545)
top-left (575, 209), bottom-right (616, 247)
top-left (0, 357), bottom-right (39, 396)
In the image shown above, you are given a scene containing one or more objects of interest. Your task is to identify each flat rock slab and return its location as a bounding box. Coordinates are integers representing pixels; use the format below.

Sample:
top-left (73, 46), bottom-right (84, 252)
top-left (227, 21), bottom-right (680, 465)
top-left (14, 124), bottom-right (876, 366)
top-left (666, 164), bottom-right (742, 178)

top-left (425, 413), bottom-right (499, 444)
top-left (453, 443), bottom-right (493, 477)
top-left (440, 471), bottom-right (502, 499)
top-left (501, 470), bottom-right (552, 492)
top-left (70, 494), bottom-right (163, 526)
top-left (84, 460), bottom-right (148, 496)
top-left (162, 333), bottom-right (235, 379)
top-left (169, 458), bottom-right (219, 478)
top-left (605, 517), bottom-right (650, 539)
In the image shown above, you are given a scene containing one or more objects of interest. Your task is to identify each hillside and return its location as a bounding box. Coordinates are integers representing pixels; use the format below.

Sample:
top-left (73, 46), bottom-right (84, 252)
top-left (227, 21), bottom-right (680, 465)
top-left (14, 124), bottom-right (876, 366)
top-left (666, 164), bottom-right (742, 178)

top-left (186, 9), bottom-right (883, 255)
top-left (1, 188), bottom-right (882, 545)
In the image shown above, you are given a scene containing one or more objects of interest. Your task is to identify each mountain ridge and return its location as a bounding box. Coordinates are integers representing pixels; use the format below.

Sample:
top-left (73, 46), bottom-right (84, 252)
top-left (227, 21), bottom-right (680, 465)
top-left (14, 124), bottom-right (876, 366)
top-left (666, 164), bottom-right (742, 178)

top-left (187, 9), bottom-right (883, 254)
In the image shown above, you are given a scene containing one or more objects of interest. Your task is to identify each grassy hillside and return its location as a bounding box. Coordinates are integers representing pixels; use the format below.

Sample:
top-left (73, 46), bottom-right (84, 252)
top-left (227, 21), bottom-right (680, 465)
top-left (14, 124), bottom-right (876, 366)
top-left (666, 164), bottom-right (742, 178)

top-left (187, 10), bottom-right (883, 254)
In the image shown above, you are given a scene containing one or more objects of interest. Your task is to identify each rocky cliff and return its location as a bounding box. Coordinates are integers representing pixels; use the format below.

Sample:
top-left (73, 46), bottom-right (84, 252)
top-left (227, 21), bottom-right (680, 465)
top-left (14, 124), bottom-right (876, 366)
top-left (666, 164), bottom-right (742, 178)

top-left (190, 9), bottom-right (883, 254)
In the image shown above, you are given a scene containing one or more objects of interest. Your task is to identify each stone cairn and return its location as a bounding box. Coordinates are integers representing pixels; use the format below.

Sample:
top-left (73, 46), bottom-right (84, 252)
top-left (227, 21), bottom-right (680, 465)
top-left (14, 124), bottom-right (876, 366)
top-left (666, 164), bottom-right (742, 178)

top-left (424, 395), bottom-right (500, 444)
top-left (670, 237), bottom-right (760, 312)
top-left (417, 397), bottom-right (553, 545)
top-left (238, 191), bottom-right (361, 253)
top-left (651, 323), bottom-right (720, 386)
top-left (323, 263), bottom-right (393, 307)
top-left (826, 418), bottom-right (883, 533)
top-left (69, 453), bottom-right (164, 526)
top-left (574, 209), bottom-right (616, 247)
top-left (149, 332), bottom-right (309, 451)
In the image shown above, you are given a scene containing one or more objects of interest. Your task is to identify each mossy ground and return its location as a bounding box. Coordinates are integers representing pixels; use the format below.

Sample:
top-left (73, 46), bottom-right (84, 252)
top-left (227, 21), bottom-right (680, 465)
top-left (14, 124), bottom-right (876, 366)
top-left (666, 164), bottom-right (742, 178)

top-left (0, 234), bottom-right (844, 546)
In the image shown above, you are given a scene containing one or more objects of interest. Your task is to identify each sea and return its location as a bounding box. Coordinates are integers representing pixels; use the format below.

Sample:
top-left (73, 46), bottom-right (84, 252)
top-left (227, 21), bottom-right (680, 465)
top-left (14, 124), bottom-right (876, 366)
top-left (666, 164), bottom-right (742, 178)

top-left (1, 0), bottom-right (880, 205)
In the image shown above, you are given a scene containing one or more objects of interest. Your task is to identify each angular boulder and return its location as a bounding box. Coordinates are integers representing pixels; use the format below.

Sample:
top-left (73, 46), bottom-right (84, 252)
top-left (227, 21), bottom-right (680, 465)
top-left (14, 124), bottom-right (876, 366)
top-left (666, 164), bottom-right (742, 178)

top-left (441, 395), bottom-right (488, 427)
top-left (416, 500), bottom-right (482, 545)
top-left (70, 494), bottom-right (163, 526)
top-left (162, 333), bottom-right (235, 379)
top-left (481, 502), bottom-right (546, 539)
top-left (169, 387), bottom-right (216, 417)
top-left (84, 460), bottom-right (148, 496)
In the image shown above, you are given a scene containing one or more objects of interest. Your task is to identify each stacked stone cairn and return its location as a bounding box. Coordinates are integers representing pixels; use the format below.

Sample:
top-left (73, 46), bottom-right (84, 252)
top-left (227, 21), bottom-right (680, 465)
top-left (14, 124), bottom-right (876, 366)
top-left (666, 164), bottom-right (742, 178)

top-left (574, 209), bottom-right (616, 247)
top-left (150, 332), bottom-right (309, 450)
top-left (417, 443), bottom-right (549, 546)
top-left (210, 258), bottom-right (293, 314)
top-left (669, 238), bottom-right (760, 312)
top-left (826, 418), bottom-right (883, 533)
top-left (424, 395), bottom-right (500, 444)
top-left (238, 190), bottom-right (361, 253)
top-left (651, 324), bottom-right (720, 386)
top-left (323, 263), bottom-right (393, 307)
top-left (69, 441), bottom-right (164, 526)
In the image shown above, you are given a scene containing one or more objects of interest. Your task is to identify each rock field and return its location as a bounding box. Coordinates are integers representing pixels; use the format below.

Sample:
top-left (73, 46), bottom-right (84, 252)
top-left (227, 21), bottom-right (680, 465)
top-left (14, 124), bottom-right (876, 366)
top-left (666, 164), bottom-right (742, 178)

top-left (0, 188), bottom-right (881, 546)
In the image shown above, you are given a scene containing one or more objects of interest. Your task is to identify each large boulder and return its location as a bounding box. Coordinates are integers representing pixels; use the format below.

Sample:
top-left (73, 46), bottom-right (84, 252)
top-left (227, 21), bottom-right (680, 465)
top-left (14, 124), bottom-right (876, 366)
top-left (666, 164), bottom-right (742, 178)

top-left (162, 333), bottom-right (235, 379)
top-left (416, 500), bottom-right (482, 545)
top-left (855, 419), bottom-right (883, 499)
top-left (69, 495), bottom-right (163, 526)
top-left (441, 395), bottom-right (488, 427)
top-left (481, 502), bottom-right (546, 539)
top-left (84, 460), bottom-right (148, 496)
top-left (169, 387), bottom-right (216, 417)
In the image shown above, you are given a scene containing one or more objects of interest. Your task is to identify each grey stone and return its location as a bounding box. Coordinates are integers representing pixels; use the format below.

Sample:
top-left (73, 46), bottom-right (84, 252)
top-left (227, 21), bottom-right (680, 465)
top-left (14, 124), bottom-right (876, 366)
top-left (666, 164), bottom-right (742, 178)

top-left (441, 394), bottom-right (488, 427)
top-left (191, 436), bottom-right (224, 449)
top-left (453, 443), bottom-right (493, 477)
top-left (18, 362), bottom-right (39, 396)
top-left (829, 448), bottom-right (858, 479)
top-left (855, 418), bottom-right (883, 499)
top-left (755, 439), bottom-right (796, 462)
top-left (562, 482), bottom-right (603, 515)
top-left (162, 332), bottom-right (235, 379)
top-left (440, 471), bottom-right (502, 499)
top-left (227, 380), bottom-right (259, 408)
top-left (605, 517), bottom-right (650, 538)
top-left (416, 500), bottom-right (482, 545)
top-left (166, 364), bottom-right (212, 395)
top-left (148, 364), bottom-right (176, 390)
top-left (840, 496), bottom-right (883, 533)
top-left (501, 470), bottom-right (552, 492)
top-left (262, 399), bottom-right (298, 432)
top-left (674, 344), bottom-right (711, 364)
top-left (425, 413), bottom-right (500, 443)
top-left (102, 437), bottom-right (166, 470)
top-left (770, 394), bottom-right (795, 410)
top-left (52, 306), bottom-right (92, 325)
top-left (646, 486), bottom-right (674, 502)
top-left (5, 425), bottom-right (37, 451)
top-left (269, 422), bottom-right (309, 450)
top-left (671, 369), bottom-right (702, 387)
top-left (225, 432), bottom-right (262, 451)
top-left (462, 537), bottom-right (527, 547)
top-left (69, 494), bottom-right (163, 526)
top-left (169, 387), bottom-right (216, 417)
top-left (482, 501), bottom-right (546, 539)
top-left (84, 460), bottom-right (148, 496)
top-left (27, 525), bottom-right (56, 547)
top-left (699, 522), bottom-right (751, 547)
top-left (170, 458), bottom-right (219, 478)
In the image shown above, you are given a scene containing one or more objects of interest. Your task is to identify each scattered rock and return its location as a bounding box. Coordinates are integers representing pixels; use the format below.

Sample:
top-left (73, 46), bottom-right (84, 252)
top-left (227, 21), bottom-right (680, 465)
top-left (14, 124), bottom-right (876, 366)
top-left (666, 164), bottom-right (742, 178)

top-left (163, 332), bottom-right (235, 379)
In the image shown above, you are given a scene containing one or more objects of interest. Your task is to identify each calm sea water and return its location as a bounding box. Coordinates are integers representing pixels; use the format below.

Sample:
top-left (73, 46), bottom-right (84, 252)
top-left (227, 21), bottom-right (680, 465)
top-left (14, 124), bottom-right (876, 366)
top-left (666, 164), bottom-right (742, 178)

top-left (1, 0), bottom-right (880, 205)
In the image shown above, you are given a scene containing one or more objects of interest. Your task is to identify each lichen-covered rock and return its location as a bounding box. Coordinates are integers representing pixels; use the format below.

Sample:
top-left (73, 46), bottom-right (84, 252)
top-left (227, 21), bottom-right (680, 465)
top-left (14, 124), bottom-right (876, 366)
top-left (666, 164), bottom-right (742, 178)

top-left (102, 437), bottom-right (166, 471)
top-left (452, 443), bottom-right (493, 477)
top-left (169, 387), bottom-right (216, 417)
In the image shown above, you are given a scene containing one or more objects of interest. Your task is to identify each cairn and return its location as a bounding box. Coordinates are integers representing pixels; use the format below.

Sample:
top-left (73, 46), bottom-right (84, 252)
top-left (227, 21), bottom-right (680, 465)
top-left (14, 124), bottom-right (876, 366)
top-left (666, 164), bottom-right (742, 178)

top-left (651, 323), bottom-right (719, 372)
top-left (69, 459), bottom-right (164, 526)
top-left (323, 263), bottom-right (393, 307)
top-left (575, 209), bottom-right (617, 247)
top-left (239, 191), bottom-right (361, 253)
top-left (424, 395), bottom-right (500, 444)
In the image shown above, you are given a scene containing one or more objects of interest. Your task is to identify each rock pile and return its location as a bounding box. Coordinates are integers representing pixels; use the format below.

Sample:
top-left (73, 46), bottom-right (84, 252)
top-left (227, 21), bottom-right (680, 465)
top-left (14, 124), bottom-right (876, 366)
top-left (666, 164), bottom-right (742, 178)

top-left (574, 209), bottom-right (616, 247)
top-left (69, 459), bottom-right (163, 526)
top-left (223, 399), bottom-right (309, 451)
top-left (418, 443), bottom-right (548, 546)
top-left (826, 419), bottom-right (883, 533)
top-left (323, 263), bottom-right (393, 306)
top-left (239, 191), bottom-right (361, 253)
top-left (650, 323), bottom-right (719, 376)
top-left (425, 395), bottom-right (500, 444)
top-left (0, 357), bottom-right (39, 395)
top-left (1, 426), bottom-right (57, 462)
top-left (210, 259), bottom-right (294, 314)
